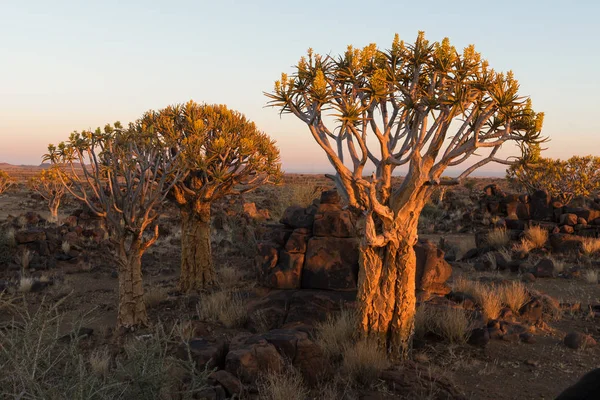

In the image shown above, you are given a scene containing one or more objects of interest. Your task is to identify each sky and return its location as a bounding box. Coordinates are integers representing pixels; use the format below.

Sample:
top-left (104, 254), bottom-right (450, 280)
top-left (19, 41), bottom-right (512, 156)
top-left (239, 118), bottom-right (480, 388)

top-left (1, 0), bottom-right (599, 176)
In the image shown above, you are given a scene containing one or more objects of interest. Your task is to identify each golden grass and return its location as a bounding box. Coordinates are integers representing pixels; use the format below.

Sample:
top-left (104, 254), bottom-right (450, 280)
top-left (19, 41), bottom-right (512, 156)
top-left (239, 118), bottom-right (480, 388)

top-left (259, 367), bottom-right (308, 400)
top-left (196, 290), bottom-right (248, 328)
top-left (485, 228), bottom-right (510, 249)
top-left (414, 305), bottom-right (471, 344)
top-left (315, 309), bottom-right (357, 360)
top-left (499, 281), bottom-right (530, 312)
top-left (342, 339), bottom-right (389, 386)
top-left (523, 226), bottom-right (548, 249)
top-left (452, 277), bottom-right (502, 321)
top-left (513, 238), bottom-right (535, 254)
top-left (581, 237), bottom-right (600, 256)
top-left (583, 269), bottom-right (599, 284)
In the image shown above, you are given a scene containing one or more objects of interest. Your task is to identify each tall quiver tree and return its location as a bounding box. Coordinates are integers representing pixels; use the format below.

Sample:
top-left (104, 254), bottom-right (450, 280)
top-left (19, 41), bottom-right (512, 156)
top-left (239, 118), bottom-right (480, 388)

top-left (28, 166), bottom-right (69, 223)
top-left (266, 32), bottom-right (545, 358)
top-left (138, 101), bottom-right (281, 292)
top-left (45, 123), bottom-right (184, 328)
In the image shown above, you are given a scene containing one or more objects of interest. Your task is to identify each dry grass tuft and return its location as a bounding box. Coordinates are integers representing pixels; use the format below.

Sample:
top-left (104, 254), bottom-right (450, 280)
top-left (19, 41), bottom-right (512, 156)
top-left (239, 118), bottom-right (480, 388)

top-left (472, 284), bottom-right (503, 321)
top-left (499, 281), bottom-right (530, 312)
top-left (581, 237), bottom-right (600, 256)
top-left (583, 269), bottom-right (599, 284)
top-left (259, 367), bottom-right (308, 400)
top-left (197, 290), bottom-right (248, 328)
top-left (316, 309), bottom-right (357, 360)
top-left (143, 287), bottom-right (169, 309)
top-left (217, 265), bottom-right (247, 289)
top-left (89, 347), bottom-right (111, 378)
top-left (486, 228), bottom-right (510, 249)
top-left (61, 241), bottom-right (71, 254)
top-left (523, 226), bottom-right (548, 249)
top-left (18, 277), bottom-right (34, 293)
top-left (414, 305), bottom-right (471, 344)
top-left (513, 238), bottom-right (535, 254)
top-left (342, 339), bottom-right (389, 386)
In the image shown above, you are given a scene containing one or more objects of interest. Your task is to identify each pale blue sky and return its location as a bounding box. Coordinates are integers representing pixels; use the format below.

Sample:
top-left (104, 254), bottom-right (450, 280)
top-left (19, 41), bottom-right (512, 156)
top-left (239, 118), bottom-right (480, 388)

top-left (1, 0), bottom-right (598, 175)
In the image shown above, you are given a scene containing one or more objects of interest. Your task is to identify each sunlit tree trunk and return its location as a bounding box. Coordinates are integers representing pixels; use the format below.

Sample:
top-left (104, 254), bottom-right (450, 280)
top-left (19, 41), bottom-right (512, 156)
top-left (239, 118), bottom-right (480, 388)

top-left (48, 198), bottom-right (60, 223)
top-left (117, 238), bottom-right (148, 328)
top-left (179, 202), bottom-right (215, 292)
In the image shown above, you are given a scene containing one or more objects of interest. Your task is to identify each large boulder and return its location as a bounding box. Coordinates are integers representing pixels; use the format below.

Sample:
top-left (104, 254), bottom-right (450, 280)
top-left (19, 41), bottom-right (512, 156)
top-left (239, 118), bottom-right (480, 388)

top-left (225, 335), bottom-right (284, 383)
top-left (280, 205), bottom-right (317, 229)
top-left (312, 205), bottom-right (355, 238)
top-left (530, 190), bottom-right (553, 221)
top-left (256, 245), bottom-right (303, 289)
top-left (301, 237), bottom-right (360, 290)
top-left (414, 240), bottom-right (452, 295)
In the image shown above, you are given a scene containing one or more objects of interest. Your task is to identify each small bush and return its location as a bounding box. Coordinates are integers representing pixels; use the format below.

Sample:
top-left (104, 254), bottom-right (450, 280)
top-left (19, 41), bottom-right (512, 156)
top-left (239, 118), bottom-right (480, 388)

top-left (316, 309), bottom-right (357, 360)
top-left (414, 305), bottom-right (471, 344)
top-left (524, 226), bottom-right (548, 249)
top-left (486, 228), bottom-right (510, 249)
top-left (197, 290), bottom-right (248, 328)
top-left (581, 237), bottom-right (600, 256)
top-left (259, 367), bottom-right (308, 400)
top-left (583, 269), bottom-right (599, 284)
top-left (342, 339), bottom-right (389, 386)
top-left (499, 281), bottom-right (530, 312)
top-left (471, 283), bottom-right (502, 321)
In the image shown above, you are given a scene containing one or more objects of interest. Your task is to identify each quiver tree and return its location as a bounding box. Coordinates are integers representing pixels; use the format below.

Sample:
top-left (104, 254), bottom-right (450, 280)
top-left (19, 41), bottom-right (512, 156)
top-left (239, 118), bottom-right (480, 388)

top-left (45, 123), bottom-right (184, 328)
top-left (266, 32), bottom-right (545, 358)
top-left (0, 170), bottom-right (15, 194)
top-left (138, 101), bottom-right (281, 292)
top-left (28, 166), bottom-right (69, 223)
top-left (507, 147), bottom-right (600, 205)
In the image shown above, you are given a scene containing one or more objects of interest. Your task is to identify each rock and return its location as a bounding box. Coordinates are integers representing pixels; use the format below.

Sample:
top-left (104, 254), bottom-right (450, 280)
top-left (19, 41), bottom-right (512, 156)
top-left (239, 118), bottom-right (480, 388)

top-left (15, 229), bottom-right (46, 244)
top-left (493, 251), bottom-right (511, 271)
top-left (578, 217), bottom-right (588, 226)
top-left (533, 258), bottom-right (556, 278)
top-left (269, 251), bottom-right (304, 289)
top-left (550, 233), bottom-right (584, 253)
top-left (521, 272), bottom-right (536, 283)
top-left (560, 225), bottom-right (575, 234)
top-left (415, 240), bottom-right (452, 293)
top-left (302, 237), bottom-right (360, 290)
top-left (256, 242), bottom-right (278, 271)
top-left (530, 190), bottom-right (553, 221)
top-left (225, 336), bottom-right (284, 382)
top-left (312, 207), bottom-right (355, 238)
top-left (519, 298), bottom-right (543, 323)
top-left (280, 206), bottom-right (315, 229)
top-left (284, 229), bottom-right (310, 254)
top-left (468, 328), bottom-right (490, 347)
top-left (564, 207), bottom-right (600, 223)
top-left (319, 190), bottom-right (340, 205)
top-left (505, 219), bottom-right (527, 230)
top-left (179, 338), bottom-right (227, 370)
top-left (208, 370), bottom-right (243, 398)
top-left (258, 224), bottom-right (292, 246)
top-left (520, 332), bottom-right (536, 344)
top-left (560, 213), bottom-right (578, 226)
top-left (556, 368), bottom-right (600, 400)
top-left (564, 332), bottom-right (597, 349)
top-left (284, 290), bottom-right (356, 327)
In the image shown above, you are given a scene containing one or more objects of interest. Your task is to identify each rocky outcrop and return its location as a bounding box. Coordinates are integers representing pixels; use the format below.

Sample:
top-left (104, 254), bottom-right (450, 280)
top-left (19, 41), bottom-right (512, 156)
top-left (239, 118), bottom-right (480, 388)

top-left (256, 190), bottom-right (452, 295)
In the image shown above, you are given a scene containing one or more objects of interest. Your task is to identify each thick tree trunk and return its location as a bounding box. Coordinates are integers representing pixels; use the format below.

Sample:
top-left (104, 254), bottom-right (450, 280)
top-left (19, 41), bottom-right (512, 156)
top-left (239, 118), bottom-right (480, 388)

top-left (48, 199), bottom-right (60, 223)
top-left (179, 203), bottom-right (215, 292)
top-left (117, 240), bottom-right (147, 328)
top-left (356, 213), bottom-right (420, 360)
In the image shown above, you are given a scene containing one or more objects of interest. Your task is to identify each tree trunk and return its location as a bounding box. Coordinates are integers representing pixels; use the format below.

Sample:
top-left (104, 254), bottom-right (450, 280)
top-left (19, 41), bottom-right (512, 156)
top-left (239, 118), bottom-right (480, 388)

top-left (179, 203), bottom-right (215, 292)
top-left (356, 214), bottom-right (420, 360)
top-left (48, 199), bottom-right (60, 223)
top-left (117, 240), bottom-right (148, 328)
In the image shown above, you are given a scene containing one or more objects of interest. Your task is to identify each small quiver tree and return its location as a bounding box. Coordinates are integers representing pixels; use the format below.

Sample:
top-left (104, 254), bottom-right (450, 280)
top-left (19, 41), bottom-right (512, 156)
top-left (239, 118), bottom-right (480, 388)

top-left (45, 123), bottom-right (184, 329)
top-left (507, 148), bottom-right (600, 205)
top-left (137, 101), bottom-right (281, 292)
top-left (28, 166), bottom-right (69, 223)
top-left (0, 170), bottom-right (15, 194)
top-left (266, 32), bottom-right (545, 358)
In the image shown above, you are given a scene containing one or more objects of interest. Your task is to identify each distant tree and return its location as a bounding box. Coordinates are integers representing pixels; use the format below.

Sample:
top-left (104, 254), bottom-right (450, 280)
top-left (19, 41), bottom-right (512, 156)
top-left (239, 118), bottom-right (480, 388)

top-left (138, 101), bottom-right (281, 292)
top-left (0, 170), bottom-right (15, 194)
top-left (507, 150), bottom-right (600, 205)
top-left (28, 166), bottom-right (69, 223)
top-left (266, 32), bottom-right (545, 358)
top-left (45, 123), bottom-right (184, 328)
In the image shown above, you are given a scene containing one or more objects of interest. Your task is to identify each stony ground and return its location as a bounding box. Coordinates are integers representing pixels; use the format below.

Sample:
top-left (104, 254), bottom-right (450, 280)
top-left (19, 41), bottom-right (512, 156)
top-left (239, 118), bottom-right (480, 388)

top-left (0, 171), bottom-right (599, 399)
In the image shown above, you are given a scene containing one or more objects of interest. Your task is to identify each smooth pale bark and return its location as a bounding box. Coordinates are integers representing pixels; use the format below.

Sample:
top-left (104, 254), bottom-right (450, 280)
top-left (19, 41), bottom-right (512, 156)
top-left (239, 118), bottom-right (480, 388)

top-left (117, 240), bottom-right (148, 328)
top-left (48, 199), bottom-right (60, 223)
top-left (356, 203), bottom-right (423, 359)
top-left (179, 203), bottom-right (215, 292)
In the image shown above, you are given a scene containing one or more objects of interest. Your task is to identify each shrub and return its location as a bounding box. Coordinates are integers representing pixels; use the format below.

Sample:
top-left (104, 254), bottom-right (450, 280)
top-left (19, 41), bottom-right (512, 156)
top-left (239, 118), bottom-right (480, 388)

top-left (486, 228), bottom-right (510, 249)
top-left (316, 309), bottom-right (357, 360)
top-left (524, 226), bottom-right (548, 249)
top-left (583, 269), bottom-right (598, 284)
top-left (581, 237), bottom-right (600, 256)
top-left (259, 367), bottom-right (308, 400)
top-left (342, 339), bottom-right (389, 386)
top-left (0, 170), bottom-right (15, 194)
top-left (414, 305), bottom-right (471, 344)
top-left (196, 290), bottom-right (248, 328)
top-left (499, 281), bottom-right (530, 312)
top-left (471, 283), bottom-right (503, 321)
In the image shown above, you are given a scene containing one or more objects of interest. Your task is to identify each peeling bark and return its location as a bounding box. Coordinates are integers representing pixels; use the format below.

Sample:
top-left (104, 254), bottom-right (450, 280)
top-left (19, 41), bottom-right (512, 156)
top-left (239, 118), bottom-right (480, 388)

top-left (179, 203), bottom-right (215, 292)
top-left (117, 240), bottom-right (147, 328)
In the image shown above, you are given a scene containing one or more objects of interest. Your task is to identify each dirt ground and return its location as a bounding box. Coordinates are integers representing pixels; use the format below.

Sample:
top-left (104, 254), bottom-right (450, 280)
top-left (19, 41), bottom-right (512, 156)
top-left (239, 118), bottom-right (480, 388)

top-left (0, 171), bottom-right (599, 399)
